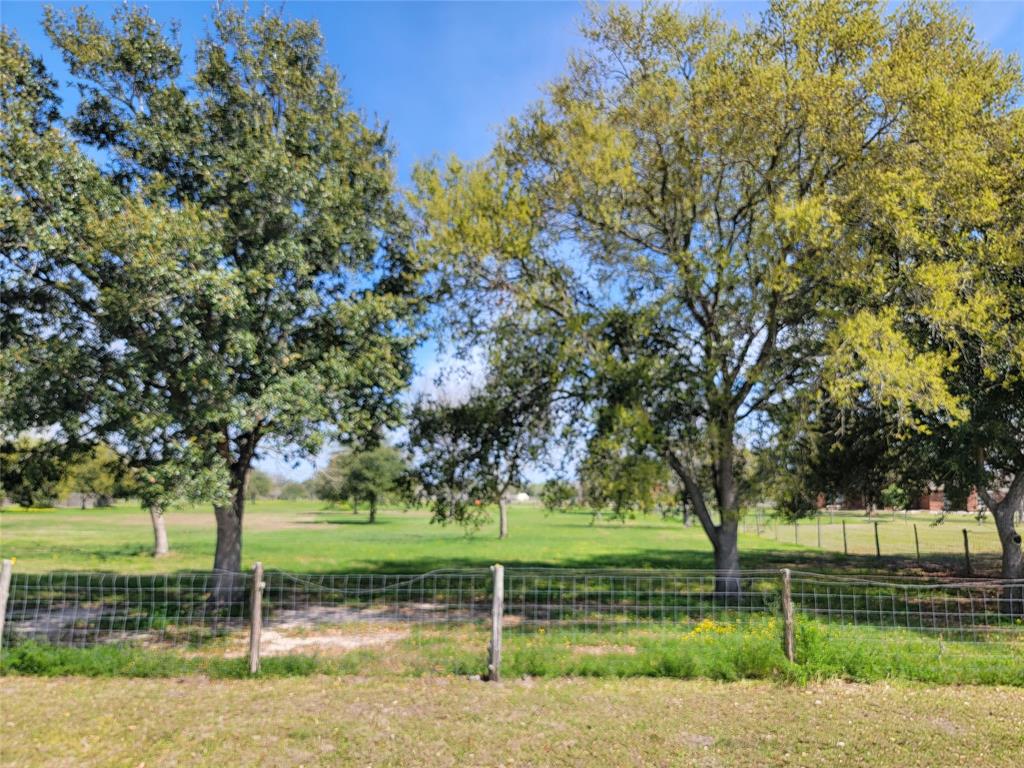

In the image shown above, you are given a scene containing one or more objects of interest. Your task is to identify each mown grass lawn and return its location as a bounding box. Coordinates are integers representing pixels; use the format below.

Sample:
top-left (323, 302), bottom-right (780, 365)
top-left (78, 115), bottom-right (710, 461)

top-left (1, 675), bottom-right (1021, 768)
top-left (0, 500), bottom-right (1002, 575)
top-left (0, 500), bottom-right (811, 573)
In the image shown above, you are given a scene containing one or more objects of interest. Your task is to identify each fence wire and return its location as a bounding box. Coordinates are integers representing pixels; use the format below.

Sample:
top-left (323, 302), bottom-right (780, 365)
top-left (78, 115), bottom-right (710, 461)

top-left (2, 568), bottom-right (1022, 654)
top-left (788, 571), bottom-right (1024, 644)
top-left (503, 569), bottom-right (782, 633)
top-left (2, 571), bottom-right (250, 648)
top-left (263, 570), bottom-right (492, 629)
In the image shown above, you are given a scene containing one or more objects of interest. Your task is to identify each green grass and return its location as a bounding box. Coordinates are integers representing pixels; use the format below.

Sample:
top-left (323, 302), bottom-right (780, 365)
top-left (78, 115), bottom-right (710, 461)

top-left (745, 507), bottom-right (1002, 563)
top-left (2, 674), bottom-right (1022, 767)
top-left (2, 499), bottom-right (1018, 689)
top-left (5, 616), bottom-right (1021, 686)
top-left (0, 499), bottom-right (1000, 574)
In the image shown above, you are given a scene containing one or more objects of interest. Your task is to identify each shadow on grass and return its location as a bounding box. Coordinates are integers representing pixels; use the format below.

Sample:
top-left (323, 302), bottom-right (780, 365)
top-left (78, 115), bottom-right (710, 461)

top-left (311, 517), bottom-right (394, 526)
top-left (4, 545), bottom-right (998, 578)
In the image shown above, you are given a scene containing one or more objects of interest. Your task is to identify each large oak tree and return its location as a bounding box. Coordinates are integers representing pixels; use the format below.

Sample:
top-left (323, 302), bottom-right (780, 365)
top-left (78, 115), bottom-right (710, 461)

top-left (411, 0), bottom-right (1020, 594)
top-left (2, 7), bottom-right (420, 582)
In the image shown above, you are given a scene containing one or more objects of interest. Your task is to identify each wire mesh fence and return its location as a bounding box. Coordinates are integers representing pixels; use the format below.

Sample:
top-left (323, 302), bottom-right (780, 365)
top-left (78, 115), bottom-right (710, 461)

top-left (788, 571), bottom-right (1024, 644)
top-left (1, 566), bottom-right (1021, 671)
top-left (2, 571), bottom-right (251, 648)
top-left (503, 569), bottom-right (782, 634)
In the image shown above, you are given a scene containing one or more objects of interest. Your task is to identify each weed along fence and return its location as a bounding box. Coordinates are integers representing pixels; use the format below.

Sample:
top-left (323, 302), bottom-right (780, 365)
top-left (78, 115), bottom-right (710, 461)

top-left (1, 559), bottom-right (1022, 682)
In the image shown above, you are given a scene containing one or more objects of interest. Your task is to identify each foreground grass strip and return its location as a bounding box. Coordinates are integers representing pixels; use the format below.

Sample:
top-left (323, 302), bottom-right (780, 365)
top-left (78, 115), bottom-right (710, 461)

top-left (4, 615), bottom-right (1022, 685)
top-left (1, 676), bottom-right (1021, 768)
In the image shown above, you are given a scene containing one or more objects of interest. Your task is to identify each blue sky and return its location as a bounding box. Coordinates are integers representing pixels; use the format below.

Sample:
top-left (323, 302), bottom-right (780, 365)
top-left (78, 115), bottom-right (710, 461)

top-left (4, 1), bottom-right (1023, 479)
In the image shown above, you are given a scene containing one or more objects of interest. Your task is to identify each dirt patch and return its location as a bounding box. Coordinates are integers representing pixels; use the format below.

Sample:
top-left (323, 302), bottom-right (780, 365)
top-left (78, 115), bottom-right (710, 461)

top-left (260, 627), bottom-right (409, 656)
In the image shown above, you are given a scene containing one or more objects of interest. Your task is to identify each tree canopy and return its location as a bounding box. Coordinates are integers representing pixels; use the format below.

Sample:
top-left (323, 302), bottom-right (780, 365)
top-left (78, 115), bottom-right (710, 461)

top-left (1, 7), bottom-right (422, 578)
top-left (411, 0), bottom-right (1023, 592)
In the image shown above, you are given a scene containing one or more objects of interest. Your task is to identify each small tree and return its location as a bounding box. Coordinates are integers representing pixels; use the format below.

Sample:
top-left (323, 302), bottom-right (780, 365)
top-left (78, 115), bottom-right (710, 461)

top-left (58, 444), bottom-right (122, 508)
top-left (881, 484), bottom-right (909, 512)
top-left (246, 470), bottom-right (274, 504)
top-left (278, 481), bottom-right (311, 501)
top-left (540, 479), bottom-right (577, 514)
top-left (406, 332), bottom-right (557, 539)
top-left (407, 388), bottom-right (549, 539)
top-left (317, 446), bottom-right (406, 523)
top-left (579, 425), bottom-right (673, 524)
top-left (127, 455), bottom-right (229, 558)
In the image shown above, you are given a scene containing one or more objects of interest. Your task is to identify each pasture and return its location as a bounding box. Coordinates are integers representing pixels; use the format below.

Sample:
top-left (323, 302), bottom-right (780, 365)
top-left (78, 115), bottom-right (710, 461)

top-left (0, 500), bottom-right (1004, 575)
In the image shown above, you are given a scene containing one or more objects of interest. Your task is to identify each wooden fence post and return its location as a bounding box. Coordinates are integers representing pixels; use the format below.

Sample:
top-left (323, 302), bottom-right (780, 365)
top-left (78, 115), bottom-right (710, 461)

top-left (488, 563), bottom-right (504, 682)
top-left (248, 562), bottom-right (265, 674)
top-left (794, 521), bottom-right (798, 544)
top-left (842, 520), bottom-right (848, 556)
top-left (780, 568), bottom-right (795, 663)
top-left (0, 559), bottom-right (13, 653)
top-left (913, 524), bottom-right (921, 564)
top-left (874, 521), bottom-right (881, 558)
top-left (962, 529), bottom-right (972, 576)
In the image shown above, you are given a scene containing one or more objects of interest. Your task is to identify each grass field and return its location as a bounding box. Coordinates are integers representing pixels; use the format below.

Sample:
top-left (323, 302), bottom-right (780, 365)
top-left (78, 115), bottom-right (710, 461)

top-left (2, 500), bottom-right (1020, 766)
top-left (0, 499), bottom-right (1003, 575)
top-left (2, 675), bottom-right (1022, 768)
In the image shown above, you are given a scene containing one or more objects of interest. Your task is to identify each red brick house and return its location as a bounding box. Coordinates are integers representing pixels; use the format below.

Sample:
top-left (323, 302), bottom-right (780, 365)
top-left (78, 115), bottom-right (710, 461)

top-left (911, 485), bottom-right (978, 513)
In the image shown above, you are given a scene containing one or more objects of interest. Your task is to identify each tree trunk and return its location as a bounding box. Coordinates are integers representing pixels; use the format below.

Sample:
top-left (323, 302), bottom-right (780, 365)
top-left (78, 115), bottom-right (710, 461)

top-left (666, 446), bottom-right (742, 601)
top-left (498, 497), bottom-right (508, 539)
top-left (712, 520), bottom-right (741, 601)
top-left (991, 475), bottom-right (1024, 615)
top-left (149, 504), bottom-right (169, 557)
top-left (711, 435), bottom-right (742, 601)
top-left (212, 477), bottom-right (247, 605)
top-left (368, 497), bottom-right (377, 524)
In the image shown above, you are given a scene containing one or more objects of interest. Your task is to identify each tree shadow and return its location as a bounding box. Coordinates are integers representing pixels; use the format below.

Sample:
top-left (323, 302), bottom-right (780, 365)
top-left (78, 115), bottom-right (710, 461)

top-left (311, 517), bottom-right (391, 526)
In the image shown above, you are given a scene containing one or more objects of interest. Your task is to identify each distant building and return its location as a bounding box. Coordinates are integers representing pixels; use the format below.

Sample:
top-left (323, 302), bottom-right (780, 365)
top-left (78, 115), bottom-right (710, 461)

top-left (816, 484), bottom-right (980, 513)
top-left (911, 485), bottom-right (978, 513)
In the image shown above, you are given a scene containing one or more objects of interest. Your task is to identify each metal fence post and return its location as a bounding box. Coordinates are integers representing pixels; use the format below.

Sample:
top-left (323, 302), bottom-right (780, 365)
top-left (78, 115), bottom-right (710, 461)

top-left (248, 562), bottom-right (265, 674)
top-left (962, 529), bottom-right (972, 576)
top-left (913, 524), bottom-right (921, 564)
top-left (780, 568), bottom-right (795, 663)
top-left (842, 520), bottom-right (848, 555)
top-left (0, 559), bottom-right (13, 653)
top-left (488, 563), bottom-right (504, 681)
top-left (817, 517), bottom-right (822, 548)
top-left (874, 521), bottom-right (881, 558)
